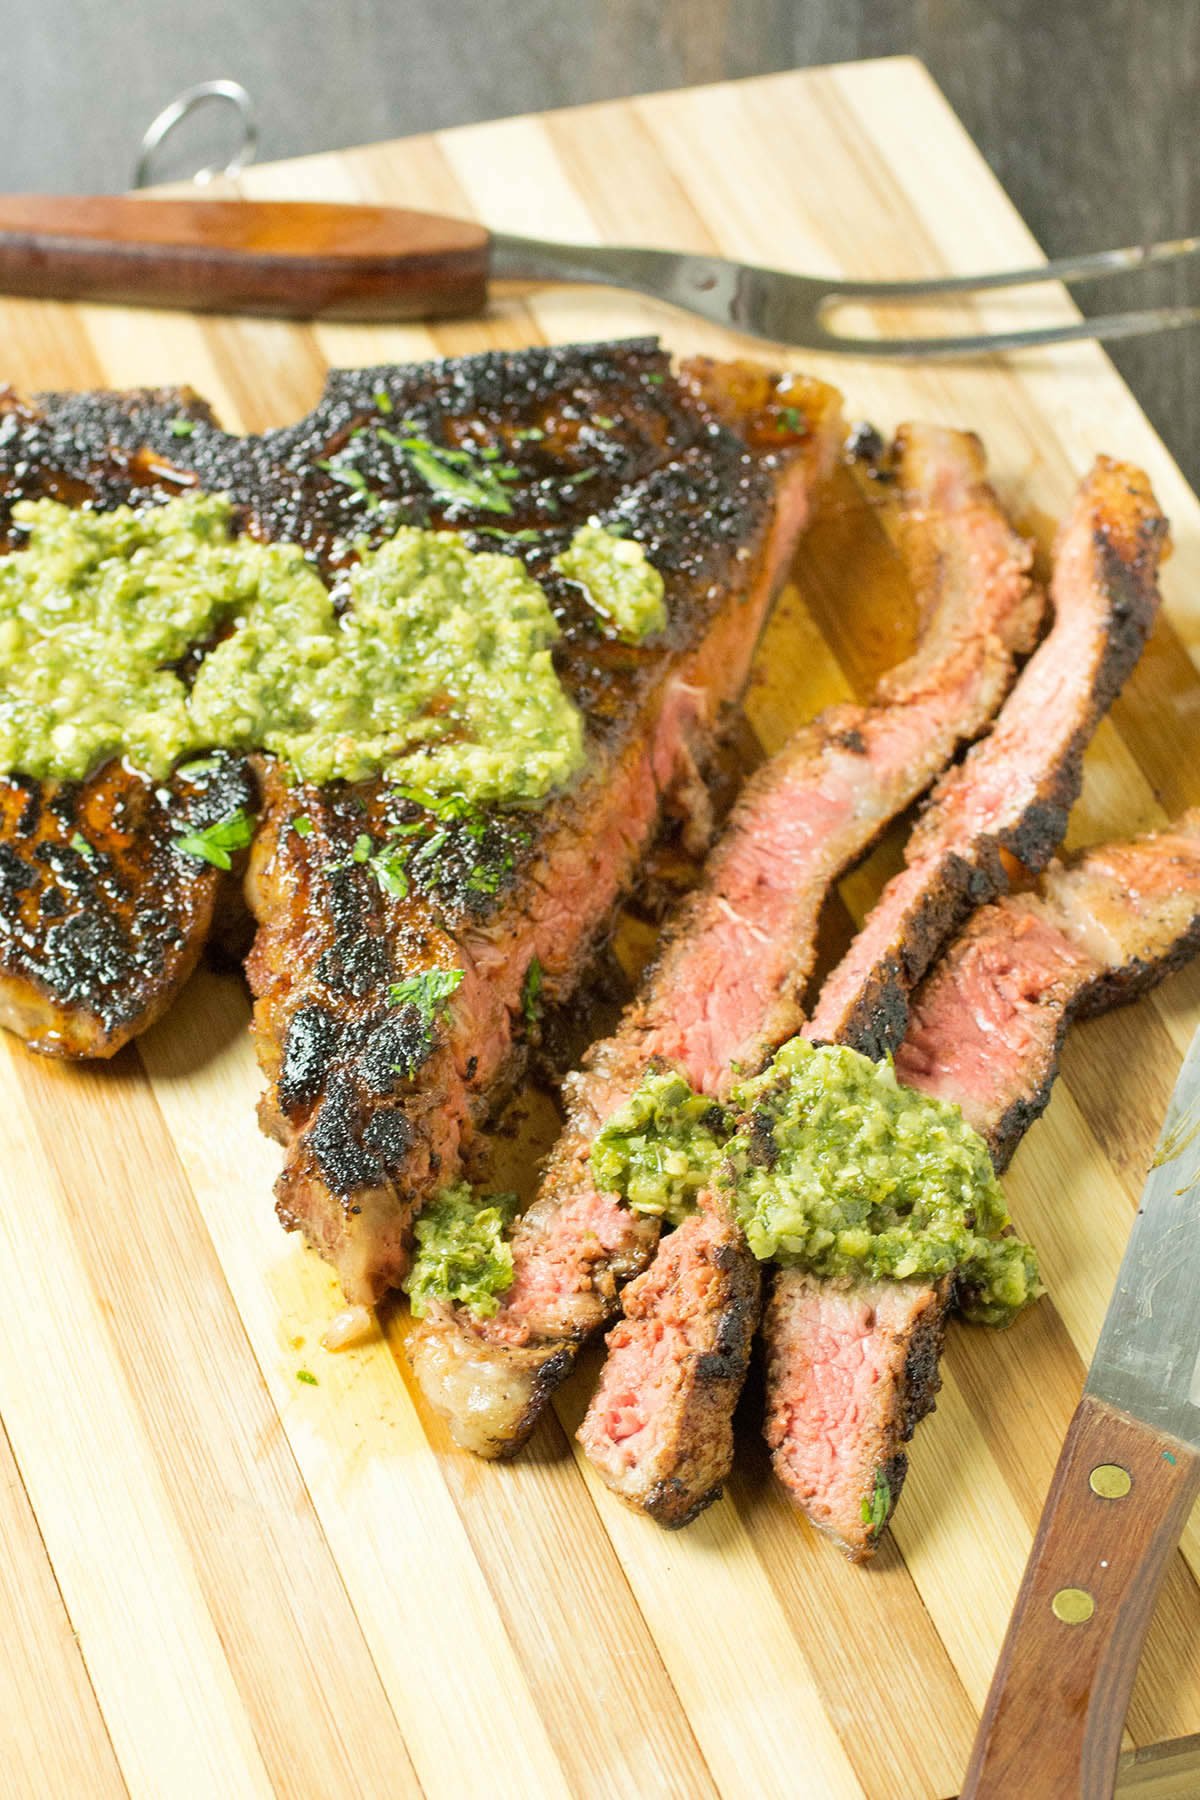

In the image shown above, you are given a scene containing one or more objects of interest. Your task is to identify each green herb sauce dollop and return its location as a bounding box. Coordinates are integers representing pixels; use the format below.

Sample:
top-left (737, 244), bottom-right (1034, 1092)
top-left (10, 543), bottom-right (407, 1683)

top-left (553, 521), bottom-right (666, 643)
top-left (0, 492), bottom-right (605, 803)
top-left (589, 1039), bottom-right (1042, 1326)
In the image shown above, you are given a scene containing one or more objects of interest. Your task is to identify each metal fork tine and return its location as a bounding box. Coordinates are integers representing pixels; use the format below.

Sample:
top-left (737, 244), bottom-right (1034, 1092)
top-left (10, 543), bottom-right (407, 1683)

top-left (816, 304), bottom-right (1200, 360)
top-left (823, 236), bottom-right (1200, 302)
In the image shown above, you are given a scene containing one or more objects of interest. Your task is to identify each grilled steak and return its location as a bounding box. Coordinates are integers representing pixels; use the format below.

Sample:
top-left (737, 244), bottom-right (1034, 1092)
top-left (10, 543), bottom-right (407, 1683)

top-left (408, 421), bottom-right (1042, 1461)
top-left (808, 456), bottom-right (1168, 1056)
top-left (577, 1191), bottom-right (761, 1527)
top-left (597, 452), bottom-right (1169, 1539)
top-left (247, 349), bottom-right (843, 1302)
top-left (0, 342), bottom-right (843, 1301)
top-left (766, 810), bottom-right (1200, 1558)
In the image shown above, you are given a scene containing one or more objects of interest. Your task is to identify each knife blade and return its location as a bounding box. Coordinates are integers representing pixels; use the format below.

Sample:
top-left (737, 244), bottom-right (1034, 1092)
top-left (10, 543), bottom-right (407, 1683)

top-left (1086, 1022), bottom-right (1200, 1446)
top-left (963, 1023), bottom-right (1200, 1799)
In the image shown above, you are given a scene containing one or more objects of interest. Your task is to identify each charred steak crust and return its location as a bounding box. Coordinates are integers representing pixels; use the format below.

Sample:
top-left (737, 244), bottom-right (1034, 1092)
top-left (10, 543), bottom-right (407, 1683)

top-left (808, 456), bottom-right (1168, 1059)
top-left (0, 754), bottom-right (254, 1057)
top-left (0, 343), bottom-right (841, 1300)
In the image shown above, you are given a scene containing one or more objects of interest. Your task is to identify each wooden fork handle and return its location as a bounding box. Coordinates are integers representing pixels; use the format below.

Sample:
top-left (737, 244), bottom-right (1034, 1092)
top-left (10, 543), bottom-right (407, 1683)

top-left (962, 1393), bottom-right (1200, 1799)
top-left (0, 195), bottom-right (491, 320)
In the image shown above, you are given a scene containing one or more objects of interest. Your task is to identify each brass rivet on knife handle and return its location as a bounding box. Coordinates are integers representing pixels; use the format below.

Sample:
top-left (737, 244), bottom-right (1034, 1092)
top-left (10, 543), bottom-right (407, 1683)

top-left (1090, 1464), bottom-right (1132, 1499)
top-left (1051, 1587), bottom-right (1096, 1625)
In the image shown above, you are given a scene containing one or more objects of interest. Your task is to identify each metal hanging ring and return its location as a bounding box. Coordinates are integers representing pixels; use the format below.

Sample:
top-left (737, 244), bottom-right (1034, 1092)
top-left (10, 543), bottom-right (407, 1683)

top-left (133, 79), bottom-right (258, 190)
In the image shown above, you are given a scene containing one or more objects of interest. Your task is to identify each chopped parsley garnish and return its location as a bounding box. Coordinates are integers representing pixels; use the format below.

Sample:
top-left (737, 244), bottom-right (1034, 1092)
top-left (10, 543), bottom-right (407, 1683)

top-left (512, 425), bottom-right (545, 442)
top-left (644, 372), bottom-right (665, 385)
top-left (592, 414), bottom-right (616, 429)
top-left (296, 1369), bottom-right (319, 1386)
top-left (69, 831), bottom-right (94, 860)
top-left (393, 786), bottom-right (479, 824)
top-left (522, 957), bottom-right (543, 1029)
top-left (476, 527), bottom-right (543, 544)
top-left (173, 806), bottom-right (255, 871)
top-left (315, 460), bottom-right (381, 511)
top-left (368, 839), bottom-right (412, 898)
top-left (400, 438), bottom-right (514, 515)
top-left (169, 417), bottom-right (196, 437)
top-left (292, 814), bottom-right (314, 838)
top-left (777, 405), bottom-right (803, 432)
top-left (388, 967), bottom-right (464, 1029)
top-left (466, 852), bottom-right (513, 895)
top-left (861, 1468), bottom-right (891, 1534)
top-left (176, 754), bottom-right (221, 779)
top-left (350, 832), bottom-right (372, 863)
top-left (374, 388), bottom-right (393, 413)
top-left (409, 828), bottom-right (448, 867)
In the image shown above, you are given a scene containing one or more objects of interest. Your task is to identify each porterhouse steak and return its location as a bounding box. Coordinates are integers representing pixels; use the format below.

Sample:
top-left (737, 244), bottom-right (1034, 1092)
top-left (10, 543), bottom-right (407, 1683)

top-left (0, 341), bottom-right (843, 1304)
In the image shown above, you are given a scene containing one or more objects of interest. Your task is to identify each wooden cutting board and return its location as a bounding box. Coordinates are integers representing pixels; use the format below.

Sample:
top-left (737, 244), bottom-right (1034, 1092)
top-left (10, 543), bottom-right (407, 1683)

top-left (2, 57), bottom-right (1199, 1800)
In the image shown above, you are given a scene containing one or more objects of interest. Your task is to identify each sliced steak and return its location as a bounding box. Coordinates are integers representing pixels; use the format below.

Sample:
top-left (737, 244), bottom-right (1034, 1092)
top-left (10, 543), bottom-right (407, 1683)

top-left (577, 1191), bottom-right (761, 1527)
top-left (766, 809), bottom-right (1200, 1558)
top-left (248, 348), bottom-right (844, 1302)
top-left (808, 456), bottom-right (1168, 1056)
top-left (409, 421), bottom-right (1041, 1462)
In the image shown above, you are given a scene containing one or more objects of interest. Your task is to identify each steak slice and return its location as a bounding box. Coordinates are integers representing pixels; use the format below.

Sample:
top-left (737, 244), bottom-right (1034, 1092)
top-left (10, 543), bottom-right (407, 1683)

top-left (248, 347), bottom-right (844, 1303)
top-left (576, 1191), bottom-right (761, 1527)
top-left (895, 810), bottom-right (1200, 1172)
top-left (766, 810), bottom-right (1200, 1558)
top-left (808, 456), bottom-right (1168, 1057)
top-left (408, 421), bottom-right (1042, 1460)
top-left (763, 1270), bottom-right (949, 1552)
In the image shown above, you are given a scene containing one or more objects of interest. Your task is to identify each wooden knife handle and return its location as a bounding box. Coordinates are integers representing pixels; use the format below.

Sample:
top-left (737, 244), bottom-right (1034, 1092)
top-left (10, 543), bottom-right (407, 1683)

top-left (0, 195), bottom-right (491, 321)
top-left (962, 1392), bottom-right (1200, 1799)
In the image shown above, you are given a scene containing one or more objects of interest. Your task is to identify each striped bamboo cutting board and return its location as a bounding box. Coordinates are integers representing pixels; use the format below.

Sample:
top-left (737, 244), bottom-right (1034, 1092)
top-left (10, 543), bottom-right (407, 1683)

top-left (2, 57), bottom-right (1199, 1800)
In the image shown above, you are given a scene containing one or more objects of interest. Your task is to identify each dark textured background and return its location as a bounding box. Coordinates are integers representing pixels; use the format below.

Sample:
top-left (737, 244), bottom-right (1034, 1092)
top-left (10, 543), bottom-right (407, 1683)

top-left (1, 0), bottom-right (1196, 484)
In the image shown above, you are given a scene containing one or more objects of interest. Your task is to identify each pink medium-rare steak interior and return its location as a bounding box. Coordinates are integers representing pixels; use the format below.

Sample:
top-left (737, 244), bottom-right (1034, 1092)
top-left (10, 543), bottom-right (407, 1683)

top-left (763, 1270), bottom-right (948, 1556)
top-left (897, 809), bottom-right (1200, 1166)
